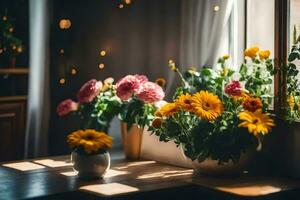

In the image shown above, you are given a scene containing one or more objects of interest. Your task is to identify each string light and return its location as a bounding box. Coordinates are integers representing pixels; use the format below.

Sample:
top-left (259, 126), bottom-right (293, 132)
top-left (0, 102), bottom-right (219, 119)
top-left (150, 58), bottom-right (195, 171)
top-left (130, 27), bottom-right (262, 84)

top-left (59, 19), bottom-right (71, 29)
top-left (17, 47), bottom-right (22, 53)
top-left (119, 4), bottom-right (124, 8)
top-left (71, 68), bottom-right (77, 75)
top-left (124, 0), bottom-right (131, 4)
top-left (214, 5), bottom-right (220, 12)
top-left (98, 63), bottom-right (105, 69)
top-left (2, 16), bottom-right (7, 21)
top-left (12, 45), bottom-right (16, 50)
top-left (0, 48), bottom-right (3, 54)
top-left (9, 27), bottom-right (14, 33)
top-left (100, 50), bottom-right (106, 56)
top-left (59, 78), bottom-right (66, 85)
top-left (60, 48), bottom-right (65, 54)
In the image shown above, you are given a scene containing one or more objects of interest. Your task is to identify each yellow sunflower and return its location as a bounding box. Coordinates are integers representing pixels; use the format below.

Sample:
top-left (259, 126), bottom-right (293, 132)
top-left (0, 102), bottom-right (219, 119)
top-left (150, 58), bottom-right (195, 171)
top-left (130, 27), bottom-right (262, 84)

top-left (191, 91), bottom-right (223, 121)
top-left (154, 102), bottom-right (178, 117)
top-left (238, 110), bottom-right (275, 136)
top-left (67, 129), bottom-right (113, 154)
top-left (175, 93), bottom-right (194, 112)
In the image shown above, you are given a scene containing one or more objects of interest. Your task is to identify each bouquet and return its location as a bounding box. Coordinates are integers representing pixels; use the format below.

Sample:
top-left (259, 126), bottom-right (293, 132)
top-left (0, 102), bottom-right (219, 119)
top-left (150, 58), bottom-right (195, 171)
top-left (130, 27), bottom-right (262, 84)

top-left (116, 74), bottom-right (165, 130)
top-left (56, 77), bottom-right (121, 132)
top-left (150, 47), bottom-right (276, 164)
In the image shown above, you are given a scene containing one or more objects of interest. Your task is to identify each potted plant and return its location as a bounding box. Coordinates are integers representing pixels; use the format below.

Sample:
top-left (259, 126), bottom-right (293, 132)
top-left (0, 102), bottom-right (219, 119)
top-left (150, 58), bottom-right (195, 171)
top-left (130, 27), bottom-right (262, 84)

top-left (56, 77), bottom-right (121, 132)
top-left (282, 26), bottom-right (300, 177)
top-left (67, 129), bottom-right (112, 179)
top-left (115, 74), bottom-right (165, 159)
top-left (150, 47), bottom-right (276, 175)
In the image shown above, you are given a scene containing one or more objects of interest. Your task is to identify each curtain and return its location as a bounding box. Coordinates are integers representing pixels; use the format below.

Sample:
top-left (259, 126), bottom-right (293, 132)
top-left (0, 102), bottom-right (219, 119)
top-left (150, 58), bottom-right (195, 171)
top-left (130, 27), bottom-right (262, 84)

top-left (25, 0), bottom-right (50, 158)
top-left (167, 0), bottom-right (233, 93)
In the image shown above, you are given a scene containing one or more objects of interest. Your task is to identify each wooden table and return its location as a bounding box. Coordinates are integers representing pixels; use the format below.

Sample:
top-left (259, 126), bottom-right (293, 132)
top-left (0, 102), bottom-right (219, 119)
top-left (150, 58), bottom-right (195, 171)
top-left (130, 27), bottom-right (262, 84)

top-left (0, 155), bottom-right (300, 200)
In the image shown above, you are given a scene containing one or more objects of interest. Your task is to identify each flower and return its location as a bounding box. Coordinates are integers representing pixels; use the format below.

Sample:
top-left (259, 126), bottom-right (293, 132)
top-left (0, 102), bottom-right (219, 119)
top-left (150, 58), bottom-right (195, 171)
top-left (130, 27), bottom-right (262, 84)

top-left (102, 77), bottom-right (114, 92)
top-left (220, 67), bottom-right (228, 76)
top-left (116, 75), bottom-right (141, 100)
top-left (287, 95), bottom-right (295, 109)
top-left (67, 129), bottom-right (113, 154)
top-left (136, 82), bottom-right (165, 103)
top-left (238, 110), bottom-right (275, 135)
top-left (245, 46), bottom-right (259, 58)
top-left (191, 91), bottom-right (223, 121)
top-left (242, 96), bottom-right (263, 112)
top-left (259, 50), bottom-right (271, 60)
top-left (175, 93), bottom-right (194, 112)
top-left (168, 60), bottom-right (177, 71)
top-left (155, 103), bottom-right (178, 117)
top-left (223, 54), bottom-right (230, 60)
top-left (152, 118), bottom-right (163, 128)
top-left (155, 78), bottom-right (166, 88)
top-left (224, 80), bottom-right (243, 96)
top-left (56, 99), bottom-right (79, 116)
top-left (77, 79), bottom-right (103, 103)
top-left (134, 75), bottom-right (148, 83)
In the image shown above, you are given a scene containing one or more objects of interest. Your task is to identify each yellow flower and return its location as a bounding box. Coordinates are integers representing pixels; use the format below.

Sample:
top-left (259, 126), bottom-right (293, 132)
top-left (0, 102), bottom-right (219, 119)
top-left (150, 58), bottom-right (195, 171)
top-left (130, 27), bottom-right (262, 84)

top-left (155, 103), bottom-right (178, 117)
top-left (242, 96), bottom-right (263, 112)
top-left (175, 93), bottom-right (194, 112)
top-left (259, 50), bottom-right (271, 60)
top-left (220, 67), bottom-right (228, 76)
top-left (287, 95), bottom-right (295, 109)
top-left (191, 91), bottom-right (223, 121)
top-left (67, 129), bottom-right (113, 154)
top-left (168, 60), bottom-right (177, 71)
top-left (238, 110), bottom-right (275, 136)
top-left (155, 78), bottom-right (166, 87)
top-left (102, 77), bottom-right (114, 92)
top-left (244, 46), bottom-right (259, 58)
top-left (152, 118), bottom-right (163, 128)
top-left (223, 54), bottom-right (230, 60)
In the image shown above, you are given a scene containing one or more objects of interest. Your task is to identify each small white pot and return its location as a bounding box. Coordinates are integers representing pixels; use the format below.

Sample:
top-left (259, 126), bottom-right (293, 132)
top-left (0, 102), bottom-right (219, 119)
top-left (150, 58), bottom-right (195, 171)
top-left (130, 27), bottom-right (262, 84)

top-left (71, 151), bottom-right (110, 179)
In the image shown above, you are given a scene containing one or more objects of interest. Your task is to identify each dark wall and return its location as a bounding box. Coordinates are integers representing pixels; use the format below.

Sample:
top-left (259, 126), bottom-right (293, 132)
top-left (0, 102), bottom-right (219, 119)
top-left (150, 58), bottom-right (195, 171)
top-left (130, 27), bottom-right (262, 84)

top-left (49, 0), bottom-right (181, 155)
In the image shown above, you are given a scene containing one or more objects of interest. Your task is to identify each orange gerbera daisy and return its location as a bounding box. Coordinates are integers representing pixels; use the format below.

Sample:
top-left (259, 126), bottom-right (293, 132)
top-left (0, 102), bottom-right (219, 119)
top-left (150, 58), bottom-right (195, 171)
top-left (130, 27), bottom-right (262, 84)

top-left (175, 93), bottom-right (194, 112)
top-left (191, 91), bottom-right (223, 121)
top-left (238, 110), bottom-right (275, 135)
top-left (242, 96), bottom-right (263, 112)
top-left (154, 102), bottom-right (178, 117)
top-left (67, 129), bottom-right (112, 154)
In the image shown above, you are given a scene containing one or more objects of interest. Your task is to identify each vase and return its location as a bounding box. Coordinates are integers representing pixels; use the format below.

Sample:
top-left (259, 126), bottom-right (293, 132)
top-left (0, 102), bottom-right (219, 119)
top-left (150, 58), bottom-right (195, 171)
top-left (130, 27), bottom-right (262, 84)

top-left (191, 149), bottom-right (256, 176)
top-left (71, 151), bottom-right (110, 179)
top-left (121, 122), bottom-right (143, 160)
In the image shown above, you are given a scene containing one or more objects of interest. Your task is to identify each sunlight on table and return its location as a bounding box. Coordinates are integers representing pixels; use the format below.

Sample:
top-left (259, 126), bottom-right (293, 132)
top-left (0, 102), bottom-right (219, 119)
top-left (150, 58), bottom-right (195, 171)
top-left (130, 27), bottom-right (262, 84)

top-left (115, 161), bottom-right (156, 170)
top-left (2, 162), bottom-right (45, 171)
top-left (216, 185), bottom-right (282, 196)
top-left (34, 159), bottom-right (73, 168)
top-left (79, 183), bottom-right (139, 196)
top-left (137, 169), bottom-right (193, 179)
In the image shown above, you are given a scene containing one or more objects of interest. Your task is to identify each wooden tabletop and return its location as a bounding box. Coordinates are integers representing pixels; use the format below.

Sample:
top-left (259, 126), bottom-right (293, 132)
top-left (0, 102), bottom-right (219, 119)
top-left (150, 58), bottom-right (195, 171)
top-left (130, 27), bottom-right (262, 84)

top-left (0, 155), bottom-right (300, 200)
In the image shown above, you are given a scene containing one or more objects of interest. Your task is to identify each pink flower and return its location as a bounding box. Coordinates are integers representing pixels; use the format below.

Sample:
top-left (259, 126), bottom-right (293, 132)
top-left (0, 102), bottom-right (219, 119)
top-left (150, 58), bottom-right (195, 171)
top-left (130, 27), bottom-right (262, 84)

top-left (56, 99), bottom-right (79, 117)
top-left (116, 75), bottom-right (142, 100)
top-left (224, 80), bottom-right (242, 96)
top-left (77, 79), bottom-right (103, 103)
top-left (134, 75), bottom-right (148, 83)
top-left (137, 82), bottom-right (165, 103)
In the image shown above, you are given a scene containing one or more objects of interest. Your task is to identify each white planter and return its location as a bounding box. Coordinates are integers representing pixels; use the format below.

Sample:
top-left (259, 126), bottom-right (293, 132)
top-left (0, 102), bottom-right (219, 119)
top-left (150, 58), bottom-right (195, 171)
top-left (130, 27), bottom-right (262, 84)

top-left (140, 129), bottom-right (193, 168)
